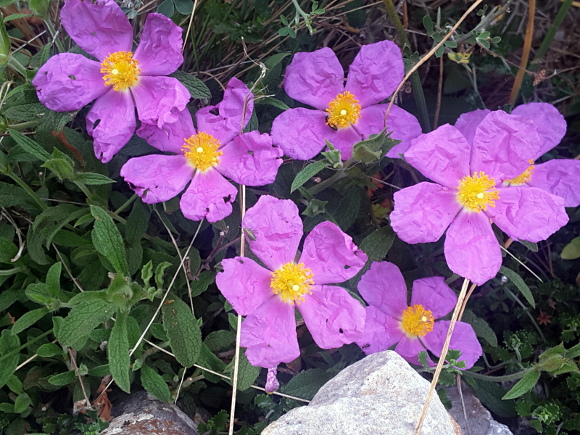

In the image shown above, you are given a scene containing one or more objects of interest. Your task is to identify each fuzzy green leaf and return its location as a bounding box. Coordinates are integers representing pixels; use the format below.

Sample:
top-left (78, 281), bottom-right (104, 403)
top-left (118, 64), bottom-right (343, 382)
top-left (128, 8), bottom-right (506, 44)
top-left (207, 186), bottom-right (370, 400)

top-left (48, 371), bottom-right (77, 386)
top-left (162, 297), bottom-right (202, 367)
top-left (561, 236), bottom-right (580, 260)
top-left (90, 205), bottom-right (128, 275)
top-left (360, 226), bottom-right (395, 261)
top-left (7, 128), bottom-right (51, 161)
top-left (140, 364), bottom-right (171, 403)
top-left (0, 330), bottom-right (20, 389)
top-left (57, 300), bottom-right (115, 350)
top-left (502, 368), bottom-right (541, 400)
top-left (291, 160), bottom-right (329, 193)
top-left (11, 308), bottom-right (50, 335)
top-left (225, 352), bottom-right (259, 391)
top-left (75, 173), bottom-right (116, 186)
top-left (282, 368), bottom-right (331, 400)
top-left (499, 266), bottom-right (535, 308)
top-left (109, 312), bottom-right (131, 393)
top-left (171, 71), bottom-right (211, 99)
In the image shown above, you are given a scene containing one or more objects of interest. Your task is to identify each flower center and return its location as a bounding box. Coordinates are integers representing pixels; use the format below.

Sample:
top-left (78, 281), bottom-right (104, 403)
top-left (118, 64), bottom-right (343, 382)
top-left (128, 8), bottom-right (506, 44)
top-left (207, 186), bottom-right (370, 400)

top-left (182, 132), bottom-right (223, 172)
top-left (326, 91), bottom-right (361, 129)
top-left (457, 171), bottom-right (499, 212)
top-left (270, 262), bottom-right (315, 304)
top-left (100, 51), bottom-right (140, 91)
top-left (505, 160), bottom-right (535, 186)
top-left (400, 305), bottom-right (434, 338)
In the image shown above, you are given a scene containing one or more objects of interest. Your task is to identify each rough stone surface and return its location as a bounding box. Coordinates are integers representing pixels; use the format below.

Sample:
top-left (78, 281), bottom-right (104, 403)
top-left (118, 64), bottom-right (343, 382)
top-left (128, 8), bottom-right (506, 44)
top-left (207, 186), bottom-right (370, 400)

top-left (447, 383), bottom-right (513, 435)
top-left (262, 351), bottom-right (460, 435)
top-left (100, 390), bottom-right (199, 435)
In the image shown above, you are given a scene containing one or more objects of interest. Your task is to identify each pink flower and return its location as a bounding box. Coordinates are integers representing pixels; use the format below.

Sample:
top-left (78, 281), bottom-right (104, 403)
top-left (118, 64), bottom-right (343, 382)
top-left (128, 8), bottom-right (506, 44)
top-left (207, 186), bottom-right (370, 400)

top-left (216, 195), bottom-right (367, 370)
top-left (356, 262), bottom-right (482, 369)
top-left (120, 78), bottom-right (282, 223)
top-left (390, 110), bottom-right (569, 285)
top-left (455, 102), bottom-right (580, 207)
top-left (32, 0), bottom-right (189, 162)
top-left (271, 41), bottom-right (422, 160)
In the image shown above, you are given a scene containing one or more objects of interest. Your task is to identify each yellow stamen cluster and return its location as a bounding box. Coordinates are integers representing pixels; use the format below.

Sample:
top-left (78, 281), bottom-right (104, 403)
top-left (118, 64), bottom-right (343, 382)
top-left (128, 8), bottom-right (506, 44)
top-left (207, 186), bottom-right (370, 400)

top-left (325, 91), bottom-right (361, 129)
top-left (182, 132), bottom-right (223, 172)
top-left (505, 160), bottom-right (535, 186)
top-left (270, 262), bottom-right (315, 304)
top-left (100, 51), bottom-right (140, 91)
top-left (457, 171), bottom-right (499, 212)
top-left (400, 305), bottom-right (435, 338)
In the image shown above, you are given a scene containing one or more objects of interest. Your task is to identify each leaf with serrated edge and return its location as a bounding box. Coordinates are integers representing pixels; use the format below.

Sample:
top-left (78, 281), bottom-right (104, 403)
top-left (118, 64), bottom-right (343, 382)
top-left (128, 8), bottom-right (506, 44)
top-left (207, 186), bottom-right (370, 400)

top-left (109, 312), bottom-right (131, 393)
top-left (291, 160), bottom-right (329, 193)
top-left (502, 368), bottom-right (541, 400)
top-left (90, 205), bottom-right (129, 275)
top-left (162, 297), bottom-right (201, 367)
top-left (57, 301), bottom-right (115, 350)
top-left (141, 364), bottom-right (171, 402)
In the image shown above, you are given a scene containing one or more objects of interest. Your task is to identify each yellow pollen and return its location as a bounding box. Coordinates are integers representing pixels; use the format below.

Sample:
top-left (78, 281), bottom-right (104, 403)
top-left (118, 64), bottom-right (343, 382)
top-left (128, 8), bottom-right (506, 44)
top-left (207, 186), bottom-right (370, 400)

top-left (457, 171), bottom-right (500, 212)
top-left (505, 160), bottom-right (535, 186)
top-left (400, 305), bottom-right (434, 338)
top-left (182, 132), bottom-right (223, 172)
top-left (270, 262), bottom-right (315, 304)
top-left (326, 91), bottom-right (361, 129)
top-left (100, 51), bottom-right (140, 91)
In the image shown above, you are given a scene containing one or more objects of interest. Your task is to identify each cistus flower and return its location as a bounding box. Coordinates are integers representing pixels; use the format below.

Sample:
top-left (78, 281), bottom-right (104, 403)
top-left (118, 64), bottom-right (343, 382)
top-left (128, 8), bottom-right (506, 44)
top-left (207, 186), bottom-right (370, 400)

top-left (356, 262), bottom-right (482, 369)
top-left (216, 195), bottom-right (367, 378)
top-left (121, 78), bottom-right (282, 222)
top-left (271, 40), bottom-right (422, 160)
top-left (455, 102), bottom-right (580, 207)
top-left (390, 110), bottom-right (569, 285)
top-left (32, 0), bottom-right (189, 162)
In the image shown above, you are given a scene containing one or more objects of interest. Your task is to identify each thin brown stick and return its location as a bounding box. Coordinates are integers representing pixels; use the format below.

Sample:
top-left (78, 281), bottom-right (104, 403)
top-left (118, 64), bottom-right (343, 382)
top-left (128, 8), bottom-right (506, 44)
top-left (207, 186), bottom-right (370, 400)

top-left (433, 55), bottom-right (444, 128)
top-left (508, 0), bottom-right (536, 105)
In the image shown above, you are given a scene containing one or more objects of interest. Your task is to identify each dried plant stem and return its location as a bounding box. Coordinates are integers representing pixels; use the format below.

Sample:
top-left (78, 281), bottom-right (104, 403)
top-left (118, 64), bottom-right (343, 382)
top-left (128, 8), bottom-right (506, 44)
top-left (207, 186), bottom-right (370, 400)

top-left (414, 278), bottom-right (470, 434)
top-left (385, 0), bottom-right (485, 124)
top-left (434, 55), bottom-right (444, 129)
top-left (508, 0), bottom-right (536, 105)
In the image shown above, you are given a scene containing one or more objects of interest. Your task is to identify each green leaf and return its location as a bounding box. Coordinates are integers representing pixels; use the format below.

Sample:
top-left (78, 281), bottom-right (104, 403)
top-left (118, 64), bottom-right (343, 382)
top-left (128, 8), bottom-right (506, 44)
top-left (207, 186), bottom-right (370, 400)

top-left (204, 330), bottom-right (235, 352)
top-left (57, 300), bottom-right (116, 350)
top-left (282, 369), bottom-right (331, 400)
top-left (519, 240), bottom-right (538, 252)
top-left (561, 236), bottom-right (580, 260)
top-left (173, 0), bottom-right (193, 14)
top-left (225, 353), bottom-right (259, 391)
top-left (140, 365), bottom-right (171, 403)
top-left (0, 330), bottom-right (20, 388)
top-left (11, 308), bottom-right (50, 335)
top-left (502, 368), bottom-right (541, 400)
top-left (190, 270), bottom-right (215, 298)
top-left (36, 343), bottom-right (63, 358)
top-left (7, 129), bottom-right (51, 161)
top-left (126, 201), bottom-right (150, 244)
top-left (75, 173), bottom-right (116, 186)
top-left (0, 182), bottom-right (28, 209)
top-left (162, 297), bottom-right (202, 367)
top-left (499, 266), bottom-right (535, 308)
top-left (90, 205), bottom-right (129, 275)
top-left (291, 160), bottom-right (329, 193)
top-left (197, 343), bottom-right (226, 383)
top-left (0, 238), bottom-right (17, 263)
top-left (109, 311), bottom-right (131, 393)
top-left (565, 342), bottom-right (580, 359)
top-left (157, 0), bottom-right (174, 17)
top-left (48, 371), bottom-right (77, 386)
top-left (45, 262), bottom-right (62, 298)
top-left (171, 71), bottom-right (211, 99)
top-left (255, 96), bottom-right (289, 111)
top-left (462, 309), bottom-right (498, 347)
top-left (13, 393), bottom-right (31, 414)
top-left (360, 226), bottom-right (395, 261)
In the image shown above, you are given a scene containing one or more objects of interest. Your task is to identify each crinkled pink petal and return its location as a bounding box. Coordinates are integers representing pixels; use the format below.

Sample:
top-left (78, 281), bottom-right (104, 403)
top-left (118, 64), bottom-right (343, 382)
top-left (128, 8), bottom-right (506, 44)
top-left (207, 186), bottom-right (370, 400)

top-left (471, 111), bottom-right (541, 181)
top-left (217, 131), bottom-right (282, 186)
top-left (391, 182), bottom-right (462, 244)
top-left (196, 77), bottom-right (254, 144)
top-left (137, 108), bottom-right (195, 153)
top-left (241, 296), bottom-right (299, 368)
top-left (512, 102), bottom-right (567, 158)
top-left (300, 221), bottom-right (367, 285)
top-left (299, 284), bottom-right (366, 348)
top-left (321, 124), bottom-right (362, 161)
top-left (356, 306), bottom-right (404, 355)
top-left (357, 104), bottom-right (424, 159)
top-left (410, 277), bottom-right (456, 319)
top-left (86, 90), bottom-right (135, 163)
top-left (422, 321), bottom-right (482, 370)
top-left (345, 40), bottom-right (404, 107)
top-left (284, 47), bottom-right (344, 109)
top-left (404, 124), bottom-right (471, 188)
top-left (32, 53), bottom-right (108, 112)
top-left (454, 109), bottom-right (491, 145)
top-left (529, 159), bottom-right (580, 207)
top-left (180, 169), bottom-right (237, 222)
top-left (395, 335), bottom-right (431, 366)
top-left (444, 210), bottom-right (501, 285)
top-left (358, 261), bottom-right (407, 318)
top-left (216, 257), bottom-right (273, 316)
top-left (487, 186), bottom-right (568, 242)
top-left (265, 367), bottom-right (280, 393)
top-left (133, 13), bottom-right (184, 76)
top-left (271, 108), bottom-right (329, 160)
top-left (243, 196), bottom-right (302, 270)
top-left (120, 154), bottom-right (192, 203)
top-left (61, 0), bottom-right (132, 61)
top-left (132, 76), bottom-right (189, 126)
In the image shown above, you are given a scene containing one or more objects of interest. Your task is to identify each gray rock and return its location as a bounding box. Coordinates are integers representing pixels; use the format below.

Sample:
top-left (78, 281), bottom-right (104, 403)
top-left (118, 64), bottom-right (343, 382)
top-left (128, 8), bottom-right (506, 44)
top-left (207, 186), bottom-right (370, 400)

top-left (100, 390), bottom-right (199, 435)
top-left (446, 383), bottom-right (513, 435)
top-left (263, 350), bottom-right (460, 435)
